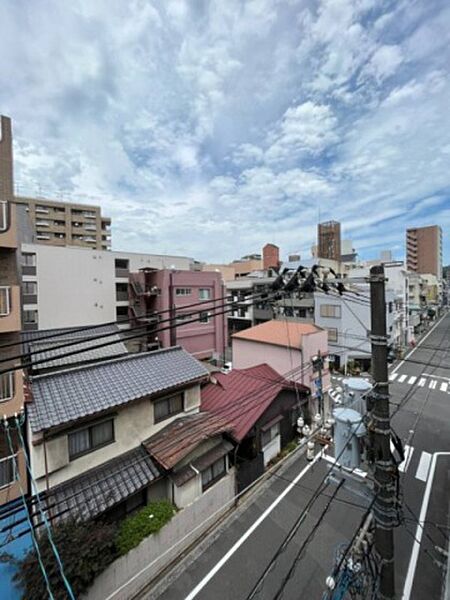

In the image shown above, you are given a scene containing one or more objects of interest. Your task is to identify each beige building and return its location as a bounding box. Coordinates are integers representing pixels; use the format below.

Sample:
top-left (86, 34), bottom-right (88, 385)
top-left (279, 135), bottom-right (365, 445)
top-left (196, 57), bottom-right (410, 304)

top-left (406, 225), bottom-right (442, 278)
top-left (0, 115), bottom-right (27, 505)
top-left (15, 195), bottom-right (111, 250)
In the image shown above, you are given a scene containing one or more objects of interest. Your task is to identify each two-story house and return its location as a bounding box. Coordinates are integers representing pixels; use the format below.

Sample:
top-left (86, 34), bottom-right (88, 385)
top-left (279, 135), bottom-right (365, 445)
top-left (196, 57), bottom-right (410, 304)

top-left (27, 347), bottom-right (233, 524)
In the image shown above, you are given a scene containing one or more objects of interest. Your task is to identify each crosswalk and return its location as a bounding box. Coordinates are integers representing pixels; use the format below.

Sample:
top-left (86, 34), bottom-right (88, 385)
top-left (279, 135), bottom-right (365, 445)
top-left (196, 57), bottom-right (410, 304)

top-left (389, 371), bottom-right (450, 393)
top-left (389, 441), bottom-right (432, 482)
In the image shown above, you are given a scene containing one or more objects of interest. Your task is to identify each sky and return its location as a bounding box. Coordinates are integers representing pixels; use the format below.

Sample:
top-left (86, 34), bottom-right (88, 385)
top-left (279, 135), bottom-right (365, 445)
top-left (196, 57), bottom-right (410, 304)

top-left (0, 0), bottom-right (449, 264)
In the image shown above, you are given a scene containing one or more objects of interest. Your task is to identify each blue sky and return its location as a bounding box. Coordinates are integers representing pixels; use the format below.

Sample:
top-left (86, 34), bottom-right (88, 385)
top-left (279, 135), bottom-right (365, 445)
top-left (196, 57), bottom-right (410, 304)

top-left (1, 0), bottom-right (449, 263)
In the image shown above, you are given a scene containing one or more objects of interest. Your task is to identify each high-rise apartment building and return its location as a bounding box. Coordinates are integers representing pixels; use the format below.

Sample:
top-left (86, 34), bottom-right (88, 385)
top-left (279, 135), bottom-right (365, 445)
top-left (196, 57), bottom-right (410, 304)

top-left (318, 220), bottom-right (341, 261)
top-left (406, 225), bottom-right (443, 278)
top-left (15, 196), bottom-right (111, 250)
top-left (0, 115), bottom-right (27, 505)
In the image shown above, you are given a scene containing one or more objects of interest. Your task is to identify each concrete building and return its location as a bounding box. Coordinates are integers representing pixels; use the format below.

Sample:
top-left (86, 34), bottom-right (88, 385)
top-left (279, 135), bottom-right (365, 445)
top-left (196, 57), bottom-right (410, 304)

top-left (318, 220), bottom-right (341, 261)
top-left (202, 256), bottom-right (263, 281)
top-left (262, 243), bottom-right (280, 270)
top-left (406, 225), bottom-right (443, 278)
top-left (129, 268), bottom-right (227, 361)
top-left (15, 196), bottom-right (111, 250)
top-left (0, 115), bottom-right (27, 506)
top-left (27, 348), bottom-right (234, 519)
top-left (19, 243), bottom-right (194, 331)
top-left (232, 320), bottom-right (330, 417)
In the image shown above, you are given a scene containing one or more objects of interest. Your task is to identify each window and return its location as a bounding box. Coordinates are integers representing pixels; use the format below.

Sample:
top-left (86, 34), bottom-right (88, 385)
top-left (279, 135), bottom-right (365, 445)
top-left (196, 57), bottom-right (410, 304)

top-left (261, 422), bottom-right (280, 447)
top-left (175, 288), bottom-right (191, 296)
top-left (199, 311), bottom-right (210, 323)
top-left (0, 373), bottom-right (14, 401)
top-left (327, 327), bottom-right (338, 343)
top-left (0, 200), bottom-right (7, 232)
top-left (68, 419), bottom-right (114, 460)
top-left (114, 258), bottom-right (129, 270)
top-left (154, 394), bottom-right (183, 423)
top-left (22, 253), bottom-right (36, 267)
top-left (116, 306), bottom-right (129, 322)
top-left (388, 302), bottom-right (393, 313)
top-left (175, 313), bottom-right (193, 324)
top-left (201, 457), bottom-right (226, 491)
top-left (0, 456), bottom-right (15, 489)
top-left (199, 288), bottom-right (211, 300)
top-left (23, 282), bottom-right (37, 296)
top-left (0, 287), bottom-right (10, 316)
top-left (23, 310), bottom-right (38, 324)
top-left (320, 304), bottom-right (341, 318)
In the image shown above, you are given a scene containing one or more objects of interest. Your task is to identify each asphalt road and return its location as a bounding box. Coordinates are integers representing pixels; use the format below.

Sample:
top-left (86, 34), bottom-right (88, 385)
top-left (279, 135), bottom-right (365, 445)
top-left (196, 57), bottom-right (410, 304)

top-left (149, 312), bottom-right (450, 600)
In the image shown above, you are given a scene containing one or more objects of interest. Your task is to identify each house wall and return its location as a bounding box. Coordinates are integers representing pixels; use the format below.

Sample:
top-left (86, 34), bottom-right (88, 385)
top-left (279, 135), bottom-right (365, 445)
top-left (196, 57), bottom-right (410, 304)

top-left (83, 469), bottom-right (236, 600)
top-left (20, 243), bottom-right (193, 330)
top-left (144, 269), bottom-right (227, 360)
top-left (29, 384), bottom-right (201, 492)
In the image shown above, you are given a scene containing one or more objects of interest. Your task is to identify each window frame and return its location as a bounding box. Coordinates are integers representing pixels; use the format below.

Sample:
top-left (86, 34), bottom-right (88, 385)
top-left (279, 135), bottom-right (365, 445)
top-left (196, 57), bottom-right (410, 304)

top-left (0, 200), bottom-right (7, 232)
top-left (23, 309), bottom-right (38, 324)
top-left (23, 281), bottom-right (37, 296)
top-left (261, 422), bottom-right (280, 448)
top-left (68, 418), bottom-right (115, 461)
top-left (175, 288), bottom-right (192, 297)
top-left (0, 454), bottom-right (16, 489)
top-left (201, 456), bottom-right (226, 492)
top-left (0, 287), bottom-right (11, 316)
top-left (0, 372), bottom-right (14, 402)
top-left (326, 327), bottom-right (338, 343)
top-left (320, 304), bottom-right (341, 319)
top-left (199, 311), bottom-right (210, 324)
top-left (153, 393), bottom-right (184, 424)
top-left (199, 288), bottom-right (211, 300)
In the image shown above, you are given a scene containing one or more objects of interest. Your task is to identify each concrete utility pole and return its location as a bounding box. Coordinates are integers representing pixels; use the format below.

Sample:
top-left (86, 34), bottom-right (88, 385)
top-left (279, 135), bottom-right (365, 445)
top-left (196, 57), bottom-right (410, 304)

top-left (369, 265), bottom-right (396, 599)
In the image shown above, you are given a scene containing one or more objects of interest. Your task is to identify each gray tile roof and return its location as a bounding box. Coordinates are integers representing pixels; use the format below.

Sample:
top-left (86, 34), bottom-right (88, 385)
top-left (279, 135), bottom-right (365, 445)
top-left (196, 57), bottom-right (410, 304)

top-left (44, 445), bottom-right (161, 522)
top-left (29, 335), bottom-right (128, 371)
top-left (28, 346), bottom-right (209, 433)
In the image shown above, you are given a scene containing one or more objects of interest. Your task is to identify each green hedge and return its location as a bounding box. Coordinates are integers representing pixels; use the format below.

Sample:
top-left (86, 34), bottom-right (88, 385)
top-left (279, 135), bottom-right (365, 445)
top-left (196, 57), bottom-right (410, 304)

top-left (116, 500), bottom-right (177, 555)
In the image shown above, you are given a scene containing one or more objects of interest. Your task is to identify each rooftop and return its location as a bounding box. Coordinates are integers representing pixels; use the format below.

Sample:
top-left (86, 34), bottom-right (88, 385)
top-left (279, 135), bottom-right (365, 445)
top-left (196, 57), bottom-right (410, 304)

top-left (143, 412), bottom-right (231, 470)
top-left (201, 364), bottom-right (308, 442)
top-left (232, 320), bottom-right (320, 348)
top-left (28, 346), bottom-right (209, 433)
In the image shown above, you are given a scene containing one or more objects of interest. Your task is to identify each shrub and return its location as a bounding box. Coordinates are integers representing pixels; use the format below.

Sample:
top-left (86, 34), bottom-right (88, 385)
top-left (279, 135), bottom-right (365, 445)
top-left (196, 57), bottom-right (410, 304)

top-left (116, 500), bottom-right (177, 555)
top-left (2, 518), bottom-right (117, 600)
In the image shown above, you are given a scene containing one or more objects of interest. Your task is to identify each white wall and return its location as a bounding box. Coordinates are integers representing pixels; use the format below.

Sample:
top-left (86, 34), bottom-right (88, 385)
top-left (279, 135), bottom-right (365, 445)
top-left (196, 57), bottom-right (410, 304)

top-left (30, 384), bottom-right (201, 492)
top-left (21, 243), bottom-right (193, 329)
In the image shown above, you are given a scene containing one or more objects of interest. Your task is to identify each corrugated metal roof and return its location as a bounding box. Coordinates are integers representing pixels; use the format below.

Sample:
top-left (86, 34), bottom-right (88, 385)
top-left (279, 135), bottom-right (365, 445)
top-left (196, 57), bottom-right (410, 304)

top-left (143, 412), bottom-right (231, 470)
top-left (28, 346), bottom-right (209, 433)
top-left (44, 445), bottom-right (161, 522)
top-left (201, 364), bottom-right (307, 442)
top-left (232, 320), bottom-right (320, 348)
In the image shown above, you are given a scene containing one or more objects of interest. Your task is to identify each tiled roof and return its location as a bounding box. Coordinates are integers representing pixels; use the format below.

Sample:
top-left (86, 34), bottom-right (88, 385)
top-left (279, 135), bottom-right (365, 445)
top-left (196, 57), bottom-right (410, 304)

top-left (22, 324), bottom-right (128, 372)
top-left (143, 412), bottom-right (231, 470)
top-left (44, 445), bottom-right (161, 522)
top-left (201, 364), bottom-right (307, 442)
top-left (232, 320), bottom-right (320, 348)
top-left (28, 347), bottom-right (209, 433)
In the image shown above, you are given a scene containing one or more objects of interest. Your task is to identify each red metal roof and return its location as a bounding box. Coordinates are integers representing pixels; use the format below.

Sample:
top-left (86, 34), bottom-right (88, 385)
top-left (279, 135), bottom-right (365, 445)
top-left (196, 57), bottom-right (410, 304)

top-left (201, 364), bottom-right (308, 442)
top-left (143, 412), bottom-right (231, 470)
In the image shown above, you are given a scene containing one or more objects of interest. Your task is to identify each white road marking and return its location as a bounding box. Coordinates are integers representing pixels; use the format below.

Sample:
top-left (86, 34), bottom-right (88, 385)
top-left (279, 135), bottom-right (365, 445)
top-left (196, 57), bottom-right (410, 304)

top-left (418, 378), bottom-right (426, 387)
top-left (440, 382), bottom-right (448, 392)
top-left (392, 312), bottom-right (447, 375)
top-left (415, 451), bottom-right (432, 482)
top-left (429, 380), bottom-right (437, 390)
top-left (407, 376), bottom-right (417, 385)
top-left (389, 372), bottom-right (398, 381)
top-left (322, 453), bottom-right (367, 478)
top-left (422, 373), bottom-right (450, 381)
top-left (184, 448), bottom-right (327, 600)
top-left (398, 445), bottom-right (414, 473)
top-left (398, 374), bottom-right (407, 383)
top-left (403, 452), bottom-right (450, 600)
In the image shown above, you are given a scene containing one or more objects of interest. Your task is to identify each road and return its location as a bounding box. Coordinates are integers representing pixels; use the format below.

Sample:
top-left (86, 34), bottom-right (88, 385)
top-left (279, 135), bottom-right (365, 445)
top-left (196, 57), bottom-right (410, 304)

top-left (149, 313), bottom-right (450, 600)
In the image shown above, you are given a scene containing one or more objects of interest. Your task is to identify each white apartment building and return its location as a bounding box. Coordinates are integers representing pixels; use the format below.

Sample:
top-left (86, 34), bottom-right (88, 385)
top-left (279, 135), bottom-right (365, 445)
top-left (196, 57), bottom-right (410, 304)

top-left (20, 243), bottom-right (194, 330)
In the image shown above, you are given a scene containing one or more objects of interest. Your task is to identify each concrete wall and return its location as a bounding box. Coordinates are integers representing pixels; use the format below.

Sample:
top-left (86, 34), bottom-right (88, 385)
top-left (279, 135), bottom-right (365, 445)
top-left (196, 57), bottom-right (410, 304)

top-left (30, 385), bottom-right (201, 492)
top-left (83, 469), bottom-right (236, 600)
top-left (20, 243), bottom-right (193, 329)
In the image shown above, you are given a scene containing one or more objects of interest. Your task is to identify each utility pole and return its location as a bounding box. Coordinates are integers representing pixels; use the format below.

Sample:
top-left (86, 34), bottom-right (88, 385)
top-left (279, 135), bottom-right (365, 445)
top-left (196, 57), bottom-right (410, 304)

top-left (312, 350), bottom-right (324, 418)
top-left (369, 265), bottom-right (396, 599)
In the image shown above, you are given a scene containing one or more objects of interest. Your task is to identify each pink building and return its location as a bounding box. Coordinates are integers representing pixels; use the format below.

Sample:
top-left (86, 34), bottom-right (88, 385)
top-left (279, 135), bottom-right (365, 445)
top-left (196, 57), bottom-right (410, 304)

top-left (232, 320), bottom-right (330, 416)
top-left (129, 269), bottom-right (227, 361)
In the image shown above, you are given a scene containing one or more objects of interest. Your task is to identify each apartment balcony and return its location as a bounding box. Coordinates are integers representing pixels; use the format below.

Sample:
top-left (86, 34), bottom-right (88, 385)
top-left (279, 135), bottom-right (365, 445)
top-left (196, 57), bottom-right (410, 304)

top-left (0, 370), bottom-right (25, 417)
top-left (0, 286), bottom-right (21, 333)
top-left (0, 200), bottom-right (18, 249)
top-left (0, 448), bottom-right (28, 505)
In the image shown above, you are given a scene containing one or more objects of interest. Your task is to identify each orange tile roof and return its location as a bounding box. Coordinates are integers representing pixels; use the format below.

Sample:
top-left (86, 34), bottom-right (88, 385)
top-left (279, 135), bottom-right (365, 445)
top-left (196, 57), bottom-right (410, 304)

top-left (232, 320), bottom-right (320, 348)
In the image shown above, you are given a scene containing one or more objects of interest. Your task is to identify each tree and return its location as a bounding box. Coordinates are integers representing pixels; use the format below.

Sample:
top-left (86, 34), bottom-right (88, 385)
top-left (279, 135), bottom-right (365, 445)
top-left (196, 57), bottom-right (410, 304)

top-left (3, 519), bottom-right (117, 600)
